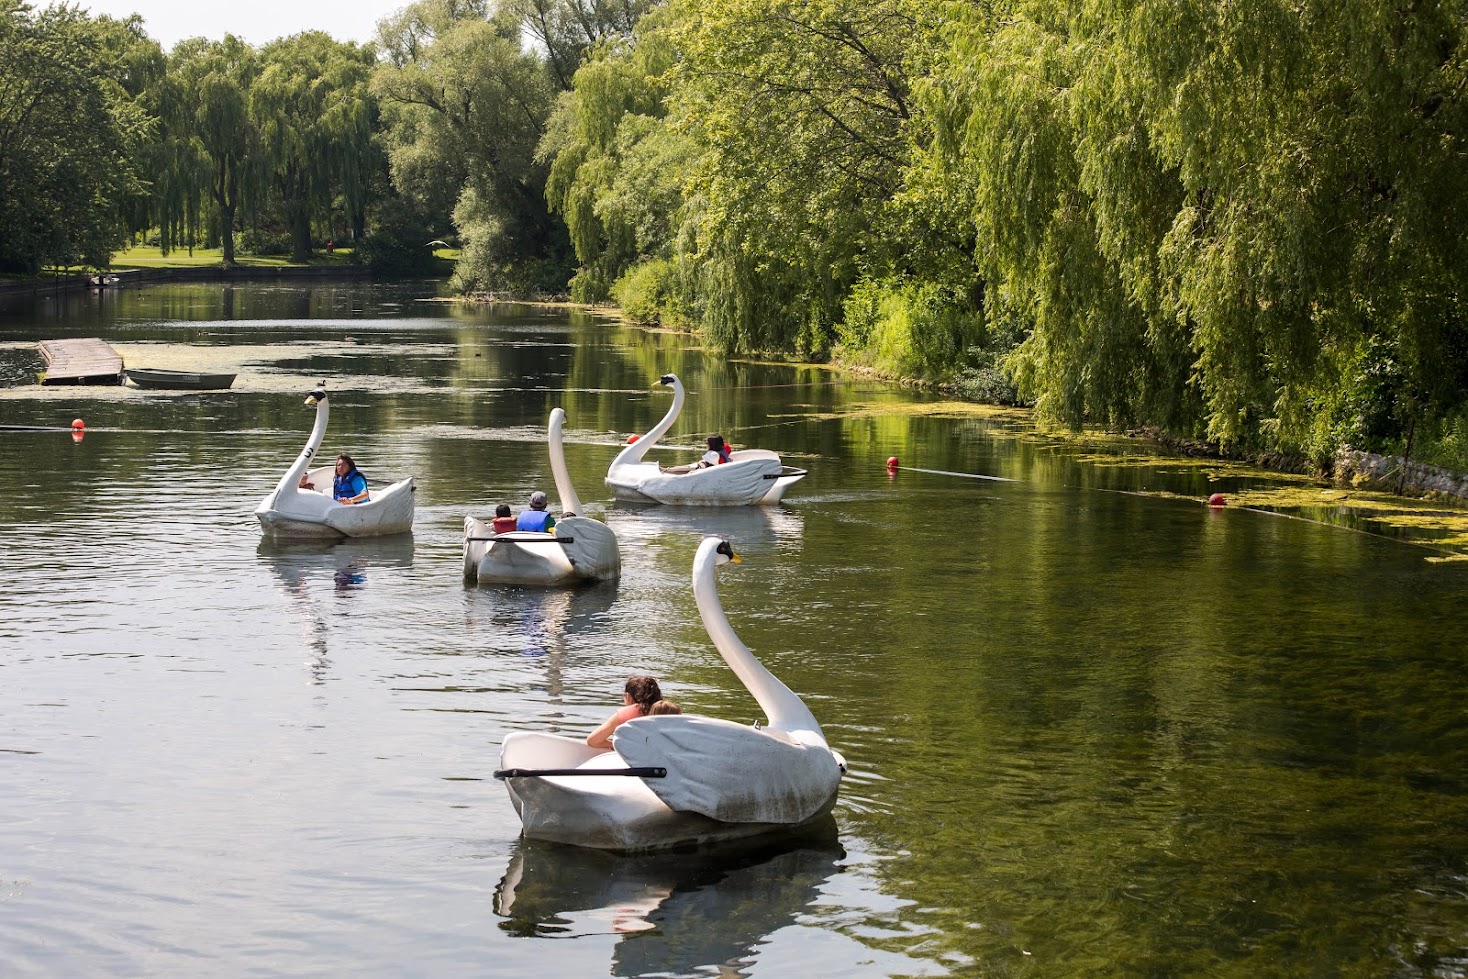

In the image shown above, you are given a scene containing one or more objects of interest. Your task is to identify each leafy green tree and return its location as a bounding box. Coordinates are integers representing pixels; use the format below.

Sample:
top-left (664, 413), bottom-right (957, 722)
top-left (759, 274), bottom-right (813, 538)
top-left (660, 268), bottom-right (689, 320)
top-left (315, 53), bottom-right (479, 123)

top-left (539, 8), bottom-right (685, 302)
top-left (141, 41), bottom-right (212, 255)
top-left (375, 0), bottom-right (563, 290)
top-left (254, 32), bottom-right (378, 261)
top-left (660, 0), bottom-right (938, 355)
top-left (925, 0), bottom-right (1468, 460)
top-left (0, 1), bottom-right (152, 273)
top-left (171, 35), bottom-right (260, 265)
top-left (503, 0), bottom-right (654, 89)
top-left (375, 0), bottom-right (660, 292)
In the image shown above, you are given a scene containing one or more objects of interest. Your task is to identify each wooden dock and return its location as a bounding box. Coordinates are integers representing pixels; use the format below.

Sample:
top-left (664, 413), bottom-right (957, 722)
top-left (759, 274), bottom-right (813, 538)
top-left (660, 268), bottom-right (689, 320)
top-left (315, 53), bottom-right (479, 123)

top-left (38, 338), bottom-right (123, 385)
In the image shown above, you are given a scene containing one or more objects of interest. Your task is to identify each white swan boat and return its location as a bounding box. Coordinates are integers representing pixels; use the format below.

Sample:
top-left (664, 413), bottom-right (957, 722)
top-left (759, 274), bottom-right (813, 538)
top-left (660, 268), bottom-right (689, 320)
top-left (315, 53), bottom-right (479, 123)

top-left (605, 374), bottom-right (806, 506)
top-left (495, 536), bottom-right (845, 850)
top-left (464, 408), bottom-right (620, 586)
top-left (255, 386), bottom-right (415, 539)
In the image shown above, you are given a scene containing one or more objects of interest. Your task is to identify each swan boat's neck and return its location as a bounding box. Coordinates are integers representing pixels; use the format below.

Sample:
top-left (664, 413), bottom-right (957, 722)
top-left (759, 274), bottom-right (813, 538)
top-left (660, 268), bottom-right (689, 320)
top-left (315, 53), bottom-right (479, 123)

top-left (692, 537), bottom-right (826, 744)
top-left (608, 374), bottom-right (684, 470)
top-left (266, 389), bottom-right (330, 511)
top-left (548, 407), bottom-right (583, 515)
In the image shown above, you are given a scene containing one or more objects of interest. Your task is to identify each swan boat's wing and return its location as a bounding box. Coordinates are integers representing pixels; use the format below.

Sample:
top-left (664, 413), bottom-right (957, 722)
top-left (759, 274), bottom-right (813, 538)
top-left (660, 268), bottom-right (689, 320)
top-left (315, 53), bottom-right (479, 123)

top-left (613, 715), bottom-right (842, 824)
top-left (628, 458), bottom-right (783, 506)
top-left (322, 477), bottom-right (415, 536)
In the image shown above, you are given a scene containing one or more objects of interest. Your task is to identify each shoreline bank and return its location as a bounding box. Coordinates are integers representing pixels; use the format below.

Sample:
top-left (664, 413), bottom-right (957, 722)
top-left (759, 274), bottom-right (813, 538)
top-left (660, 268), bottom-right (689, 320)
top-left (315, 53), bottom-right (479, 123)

top-left (454, 294), bottom-right (1468, 508)
top-left (0, 264), bottom-right (371, 298)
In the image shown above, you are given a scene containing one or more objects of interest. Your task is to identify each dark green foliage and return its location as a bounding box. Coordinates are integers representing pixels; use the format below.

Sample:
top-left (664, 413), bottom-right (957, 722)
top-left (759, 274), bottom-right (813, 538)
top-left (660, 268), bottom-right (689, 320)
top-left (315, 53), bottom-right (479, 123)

top-left (0, 2), bottom-right (151, 273)
top-left (351, 190), bottom-right (446, 275)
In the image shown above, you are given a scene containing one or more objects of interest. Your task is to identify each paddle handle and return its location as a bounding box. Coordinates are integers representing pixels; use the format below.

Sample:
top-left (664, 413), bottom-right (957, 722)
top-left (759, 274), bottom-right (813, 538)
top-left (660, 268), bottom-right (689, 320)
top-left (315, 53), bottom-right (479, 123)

top-left (493, 766), bottom-right (666, 780)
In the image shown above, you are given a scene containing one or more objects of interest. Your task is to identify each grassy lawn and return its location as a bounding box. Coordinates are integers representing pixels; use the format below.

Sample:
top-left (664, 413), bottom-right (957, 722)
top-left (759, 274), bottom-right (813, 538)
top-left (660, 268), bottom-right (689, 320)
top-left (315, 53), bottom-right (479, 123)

top-left (22, 244), bottom-right (462, 276)
top-left (107, 245), bottom-right (361, 268)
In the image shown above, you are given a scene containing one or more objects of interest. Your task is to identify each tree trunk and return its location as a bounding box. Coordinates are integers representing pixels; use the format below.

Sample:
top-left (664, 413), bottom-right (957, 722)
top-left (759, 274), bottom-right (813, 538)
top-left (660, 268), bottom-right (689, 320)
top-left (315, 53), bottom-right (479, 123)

top-left (1398, 416), bottom-right (1417, 495)
top-left (213, 157), bottom-right (238, 266)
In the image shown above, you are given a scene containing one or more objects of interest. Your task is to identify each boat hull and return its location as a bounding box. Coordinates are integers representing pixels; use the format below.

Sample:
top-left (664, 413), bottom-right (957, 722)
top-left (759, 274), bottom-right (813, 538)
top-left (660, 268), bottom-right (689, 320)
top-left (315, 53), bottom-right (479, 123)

top-left (464, 516), bottom-right (620, 585)
top-left (125, 369), bottom-right (236, 390)
top-left (498, 732), bottom-right (833, 851)
top-left (256, 478), bottom-right (415, 539)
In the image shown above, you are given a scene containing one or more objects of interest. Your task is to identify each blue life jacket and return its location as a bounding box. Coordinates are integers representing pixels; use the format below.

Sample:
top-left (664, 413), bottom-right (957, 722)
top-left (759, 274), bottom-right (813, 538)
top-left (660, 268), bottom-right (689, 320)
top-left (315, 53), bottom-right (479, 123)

top-left (334, 469), bottom-right (368, 502)
top-left (516, 508), bottom-right (552, 532)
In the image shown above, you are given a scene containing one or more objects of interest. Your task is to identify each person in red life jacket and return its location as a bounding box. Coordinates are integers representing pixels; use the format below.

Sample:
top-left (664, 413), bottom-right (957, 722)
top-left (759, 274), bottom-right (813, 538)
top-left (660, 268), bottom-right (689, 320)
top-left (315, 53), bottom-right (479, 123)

top-left (515, 490), bottom-right (556, 532)
top-left (491, 503), bottom-right (516, 533)
top-left (586, 676), bottom-right (664, 749)
top-left (700, 434), bottom-right (732, 467)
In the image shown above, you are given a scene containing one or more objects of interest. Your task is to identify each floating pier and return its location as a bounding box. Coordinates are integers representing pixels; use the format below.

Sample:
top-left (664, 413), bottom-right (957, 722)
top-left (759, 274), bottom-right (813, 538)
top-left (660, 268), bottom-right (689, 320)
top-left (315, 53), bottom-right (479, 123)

top-left (38, 338), bottom-right (122, 385)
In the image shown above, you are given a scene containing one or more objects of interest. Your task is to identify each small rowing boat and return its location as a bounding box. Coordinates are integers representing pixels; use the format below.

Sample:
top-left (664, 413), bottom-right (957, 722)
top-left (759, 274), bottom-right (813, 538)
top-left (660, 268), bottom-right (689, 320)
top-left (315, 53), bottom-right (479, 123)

top-left (123, 368), bottom-right (236, 390)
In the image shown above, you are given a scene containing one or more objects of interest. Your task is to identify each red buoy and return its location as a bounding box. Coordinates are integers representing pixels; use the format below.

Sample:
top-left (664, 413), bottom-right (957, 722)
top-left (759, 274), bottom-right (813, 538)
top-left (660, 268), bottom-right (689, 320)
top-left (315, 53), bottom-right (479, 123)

top-left (71, 418), bottom-right (85, 430)
top-left (1208, 493), bottom-right (1226, 507)
top-left (627, 434), bottom-right (639, 444)
top-left (886, 456), bottom-right (899, 470)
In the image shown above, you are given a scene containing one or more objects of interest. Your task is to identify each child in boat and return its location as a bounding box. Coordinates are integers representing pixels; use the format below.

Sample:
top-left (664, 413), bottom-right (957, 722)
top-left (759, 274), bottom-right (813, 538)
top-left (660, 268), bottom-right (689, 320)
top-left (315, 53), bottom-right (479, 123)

top-left (491, 504), bottom-right (516, 534)
top-left (516, 490), bottom-right (556, 532)
top-left (701, 435), bottom-right (731, 466)
top-left (661, 435), bottom-right (732, 474)
top-left (647, 700), bottom-right (682, 715)
top-left (586, 676), bottom-right (662, 749)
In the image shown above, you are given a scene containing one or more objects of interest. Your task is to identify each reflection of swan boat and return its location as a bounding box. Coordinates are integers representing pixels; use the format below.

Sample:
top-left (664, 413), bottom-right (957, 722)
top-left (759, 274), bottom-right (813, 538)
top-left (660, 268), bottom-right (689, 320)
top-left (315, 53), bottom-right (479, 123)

top-left (256, 534), bottom-right (417, 583)
top-left (257, 536), bottom-right (416, 681)
top-left (464, 408), bottom-right (620, 585)
top-left (610, 502), bottom-right (805, 549)
top-left (495, 824), bottom-right (842, 976)
top-left (466, 581), bottom-right (620, 698)
top-left (605, 374), bottom-right (806, 506)
top-left (255, 386), bottom-right (415, 539)
top-left (496, 537), bottom-right (845, 850)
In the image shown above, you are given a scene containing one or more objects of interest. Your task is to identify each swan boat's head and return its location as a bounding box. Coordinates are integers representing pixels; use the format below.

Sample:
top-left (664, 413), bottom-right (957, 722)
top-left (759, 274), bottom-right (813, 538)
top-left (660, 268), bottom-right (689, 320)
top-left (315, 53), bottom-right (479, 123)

top-left (659, 373), bottom-right (677, 388)
top-left (714, 538), bottom-right (741, 566)
top-left (305, 386), bottom-right (328, 407)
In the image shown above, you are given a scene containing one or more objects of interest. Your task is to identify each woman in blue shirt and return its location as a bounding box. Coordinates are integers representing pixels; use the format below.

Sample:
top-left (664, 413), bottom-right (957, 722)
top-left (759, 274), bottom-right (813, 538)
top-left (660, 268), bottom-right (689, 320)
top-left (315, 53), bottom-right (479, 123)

top-left (333, 454), bottom-right (369, 505)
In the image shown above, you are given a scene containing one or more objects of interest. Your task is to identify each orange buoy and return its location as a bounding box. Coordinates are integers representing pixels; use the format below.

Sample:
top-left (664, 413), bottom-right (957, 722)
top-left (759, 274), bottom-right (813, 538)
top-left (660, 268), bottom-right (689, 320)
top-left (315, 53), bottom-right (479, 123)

top-left (886, 456), bottom-right (899, 470)
top-left (71, 418), bottom-right (85, 430)
top-left (1208, 493), bottom-right (1226, 507)
top-left (627, 434), bottom-right (639, 444)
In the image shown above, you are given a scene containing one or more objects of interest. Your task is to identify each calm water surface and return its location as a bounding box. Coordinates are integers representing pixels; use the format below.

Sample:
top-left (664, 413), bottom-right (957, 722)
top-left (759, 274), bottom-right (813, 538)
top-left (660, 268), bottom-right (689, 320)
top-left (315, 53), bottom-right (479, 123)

top-left (1, 281), bottom-right (1466, 977)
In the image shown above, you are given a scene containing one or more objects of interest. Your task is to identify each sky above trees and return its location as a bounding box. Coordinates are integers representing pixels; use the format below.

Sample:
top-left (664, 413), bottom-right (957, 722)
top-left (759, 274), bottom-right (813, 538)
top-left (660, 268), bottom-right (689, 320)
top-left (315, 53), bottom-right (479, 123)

top-left (74, 0), bottom-right (403, 47)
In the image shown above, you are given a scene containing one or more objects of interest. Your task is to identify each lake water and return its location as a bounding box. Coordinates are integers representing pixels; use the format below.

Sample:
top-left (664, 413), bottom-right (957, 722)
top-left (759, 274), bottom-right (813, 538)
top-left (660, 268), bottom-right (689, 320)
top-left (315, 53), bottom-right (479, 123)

top-left (2, 280), bottom-right (1467, 977)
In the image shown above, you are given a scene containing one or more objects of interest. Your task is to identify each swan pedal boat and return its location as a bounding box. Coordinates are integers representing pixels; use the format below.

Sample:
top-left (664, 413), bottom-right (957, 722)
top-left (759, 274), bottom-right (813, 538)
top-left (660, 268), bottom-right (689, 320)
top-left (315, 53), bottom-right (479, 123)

top-left (463, 408), bottom-right (620, 585)
top-left (496, 537), bottom-right (845, 850)
top-left (255, 386), bottom-right (414, 539)
top-left (605, 374), bottom-right (806, 506)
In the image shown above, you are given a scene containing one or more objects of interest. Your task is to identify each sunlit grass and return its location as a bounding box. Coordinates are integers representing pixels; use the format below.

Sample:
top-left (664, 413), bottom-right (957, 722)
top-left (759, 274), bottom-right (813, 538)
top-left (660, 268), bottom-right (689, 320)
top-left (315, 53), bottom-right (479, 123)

top-left (104, 245), bottom-right (359, 268)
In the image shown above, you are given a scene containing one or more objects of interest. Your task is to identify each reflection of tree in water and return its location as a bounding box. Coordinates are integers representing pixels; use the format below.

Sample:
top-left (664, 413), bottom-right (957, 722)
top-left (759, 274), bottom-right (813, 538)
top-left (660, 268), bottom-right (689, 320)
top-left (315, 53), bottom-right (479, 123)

top-left (607, 503), bottom-right (805, 555)
top-left (258, 536), bottom-right (414, 684)
top-left (495, 819), bottom-right (843, 978)
top-left (466, 582), bottom-right (619, 701)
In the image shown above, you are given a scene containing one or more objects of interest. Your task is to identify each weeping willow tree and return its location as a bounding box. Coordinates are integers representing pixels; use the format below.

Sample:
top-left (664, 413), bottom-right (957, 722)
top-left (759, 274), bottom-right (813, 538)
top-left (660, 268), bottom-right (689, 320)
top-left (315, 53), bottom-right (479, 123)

top-left (253, 32), bottom-right (378, 261)
top-left (664, 0), bottom-right (936, 357)
top-left (538, 6), bottom-right (685, 304)
top-left (925, 0), bottom-right (1468, 460)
